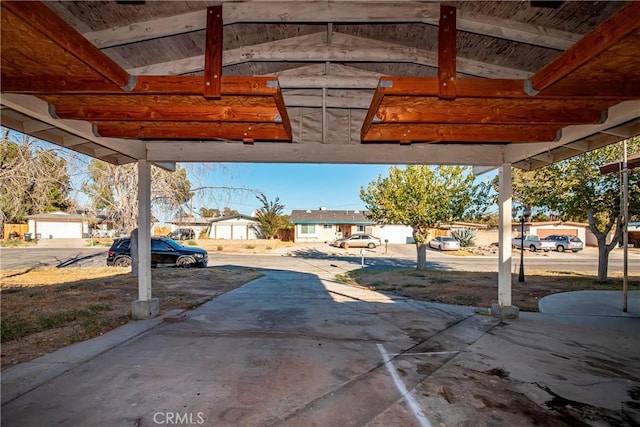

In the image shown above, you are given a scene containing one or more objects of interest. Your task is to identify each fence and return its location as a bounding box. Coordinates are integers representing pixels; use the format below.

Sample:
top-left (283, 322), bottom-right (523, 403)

top-left (3, 224), bottom-right (29, 240)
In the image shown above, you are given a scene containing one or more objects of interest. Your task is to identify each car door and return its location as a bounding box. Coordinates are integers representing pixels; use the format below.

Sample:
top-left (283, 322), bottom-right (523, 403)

top-left (348, 235), bottom-right (362, 247)
top-left (151, 239), bottom-right (177, 266)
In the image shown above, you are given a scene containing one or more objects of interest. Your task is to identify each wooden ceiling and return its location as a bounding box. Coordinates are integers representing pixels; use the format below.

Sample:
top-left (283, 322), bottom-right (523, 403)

top-left (1, 0), bottom-right (639, 169)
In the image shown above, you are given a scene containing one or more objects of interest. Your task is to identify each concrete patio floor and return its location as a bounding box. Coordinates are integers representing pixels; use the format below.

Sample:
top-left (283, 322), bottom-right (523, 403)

top-left (2, 268), bottom-right (639, 426)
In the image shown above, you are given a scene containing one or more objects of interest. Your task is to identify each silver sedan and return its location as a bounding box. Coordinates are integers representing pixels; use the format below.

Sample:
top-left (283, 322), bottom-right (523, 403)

top-left (429, 236), bottom-right (461, 251)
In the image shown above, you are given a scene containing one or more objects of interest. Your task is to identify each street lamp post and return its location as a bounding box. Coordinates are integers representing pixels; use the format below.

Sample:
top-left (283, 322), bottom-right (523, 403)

top-left (518, 206), bottom-right (531, 283)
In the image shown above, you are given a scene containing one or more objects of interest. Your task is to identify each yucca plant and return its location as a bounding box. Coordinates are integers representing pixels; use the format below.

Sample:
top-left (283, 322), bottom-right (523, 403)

top-left (451, 227), bottom-right (476, 247)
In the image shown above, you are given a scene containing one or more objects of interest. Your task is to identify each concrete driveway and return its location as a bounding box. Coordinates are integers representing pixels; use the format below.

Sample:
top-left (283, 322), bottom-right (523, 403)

top-left (2, 267), bottom-right (639, 426)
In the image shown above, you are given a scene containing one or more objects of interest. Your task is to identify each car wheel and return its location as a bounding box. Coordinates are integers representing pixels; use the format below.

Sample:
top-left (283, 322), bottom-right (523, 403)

top-left (438, 244), bottom-right (443, 251)
top-left (571, 250), bottom-right (579, 253)
top-left (557, 245), bottom-right (565, 252)
top-left (529, 245), bottom-right (537, 252)
top-left (367, 243), bottom-right (375, 249)
top-left (177, 256), bottom-right (196, 267)
top-left (114, 256), bottom-right (131, 267)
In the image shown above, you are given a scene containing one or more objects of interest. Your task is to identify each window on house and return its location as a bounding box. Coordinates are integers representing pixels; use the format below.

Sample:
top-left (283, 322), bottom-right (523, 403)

top-left (357, 225), bottom-right (365, 232)
top-left (323, 224), bottom-right (332, 229)
top-left (301, 224), bottom-right (316, 234)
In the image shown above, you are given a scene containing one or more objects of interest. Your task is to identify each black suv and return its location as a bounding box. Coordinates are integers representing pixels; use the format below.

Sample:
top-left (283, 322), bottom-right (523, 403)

top-left (167, 228), bottom-right (196, 240)
top-left (107, 237), bottom-right (208, 268)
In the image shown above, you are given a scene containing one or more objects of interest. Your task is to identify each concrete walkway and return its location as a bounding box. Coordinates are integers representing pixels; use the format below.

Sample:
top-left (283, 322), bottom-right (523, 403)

top-left (2, 270), bottom-right (639, 426)
top-left (540, 290), bottom-right (640, 317)
top-left (36, 238), bottom-right (87, 248)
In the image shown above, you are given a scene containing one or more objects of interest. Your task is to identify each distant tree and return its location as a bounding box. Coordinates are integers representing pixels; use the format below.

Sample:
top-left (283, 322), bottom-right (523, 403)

top-left (199, 207), bottom-right (220, 218)
top-left (511, 137), bottom-right (640, 282)
top-left (82, 160), bottom-right (192, 233)
top-left (223, 207), bottom-right (240, 217)
top-left (254, 194), bottom-right (288, 239)
top-left (0, 130), bottom-right (71, 226)
top-left (361, 165), bottom-right (486, 269)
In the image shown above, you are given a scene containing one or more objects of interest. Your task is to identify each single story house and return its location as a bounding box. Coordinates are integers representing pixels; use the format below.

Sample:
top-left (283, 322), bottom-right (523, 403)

top-left (289, 208), bottom-right (376, 243)
top-left (168, 215), bottom-right (212, 238)
top-left (26, 211), bottom-right (88, 239)
top-left (208, 214), bottom-right (260, 240)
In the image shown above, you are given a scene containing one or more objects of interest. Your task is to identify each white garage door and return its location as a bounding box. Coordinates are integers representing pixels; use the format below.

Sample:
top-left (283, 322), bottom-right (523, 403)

top-left (214, 225), bottom-right (232, 239)
top-left (36, 221), bottom-right (83, 238)
top-left (378, 225), bottom-right (415, 244)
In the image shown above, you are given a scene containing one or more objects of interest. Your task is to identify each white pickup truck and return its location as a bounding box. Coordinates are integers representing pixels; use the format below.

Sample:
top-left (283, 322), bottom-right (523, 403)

top-left (511, 235), bottom-right (555, 252)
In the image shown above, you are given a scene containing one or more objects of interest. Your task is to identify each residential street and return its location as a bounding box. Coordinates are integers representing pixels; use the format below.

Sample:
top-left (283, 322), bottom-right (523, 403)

top-left (1, 244), bottom-right (638, 277)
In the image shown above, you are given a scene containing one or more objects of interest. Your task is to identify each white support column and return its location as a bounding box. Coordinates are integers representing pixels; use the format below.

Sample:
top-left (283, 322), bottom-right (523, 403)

top-left (131, 159), bottom-right (159, 319)
top-left (492, 163), bottom-right (519, 319)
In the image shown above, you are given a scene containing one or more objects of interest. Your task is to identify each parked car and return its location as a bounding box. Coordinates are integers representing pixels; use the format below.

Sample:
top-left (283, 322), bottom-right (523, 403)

top-left (331, 233), bottom-right (381, 249)
top-left (511, 234), bottom-right (554, 252)
top-left (429, 236), bottom-right (460, 251)
top-left (543, 235), bottom-right (584, 252)
top-left (167, 228), bottom-right (196, 240)
top-left (107, 237), bottom-right (208, 268)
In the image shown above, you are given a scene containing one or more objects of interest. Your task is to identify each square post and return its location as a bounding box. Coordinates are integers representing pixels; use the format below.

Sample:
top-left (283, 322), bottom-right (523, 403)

top-left (131, 159), bottom-right (158, 319)
top-left (492, 163), bottom-right (519, 320)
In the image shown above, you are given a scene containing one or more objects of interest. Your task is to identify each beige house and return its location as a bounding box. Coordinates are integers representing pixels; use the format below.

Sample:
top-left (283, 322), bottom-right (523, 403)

top-left (289, 209), bottom-right (376, 243)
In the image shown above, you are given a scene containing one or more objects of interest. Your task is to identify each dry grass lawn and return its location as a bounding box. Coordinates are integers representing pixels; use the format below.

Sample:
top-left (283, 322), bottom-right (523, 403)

top-left (337, 268), bottom-right (639, 312)
top-left (1, 266), bottom-right (261, 370)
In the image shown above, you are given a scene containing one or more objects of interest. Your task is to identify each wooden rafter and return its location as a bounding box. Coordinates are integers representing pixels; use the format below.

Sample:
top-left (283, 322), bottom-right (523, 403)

top-left (1, 1), bottom-right (131, 90)
top-left (368, 77), bottom-right (637, 100)
top-left (438, 5), bottom-right (457, 99)
top-left (362, 124), bottom-right (561, 143)
top-left (1, 76), bottom-right (281, 96)
top-left (126, 33), bottom-right (530, 79)
top-left (528, 1), bottom-right (640, 93)
top-left (47, 96), bottom-right (284, 123)
top-left (374, 97), bottom-right (609, 125)
top-left (204, 6), bottom-right (223, 98)
top-left (95, 122), bottom-right (291, 141)
top-left (82, 2), bottom-right (580, 50)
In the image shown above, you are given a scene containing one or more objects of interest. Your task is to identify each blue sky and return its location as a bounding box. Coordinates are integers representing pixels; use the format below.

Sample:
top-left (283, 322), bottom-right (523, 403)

top-left (193, 163), bottom-right (395, 215)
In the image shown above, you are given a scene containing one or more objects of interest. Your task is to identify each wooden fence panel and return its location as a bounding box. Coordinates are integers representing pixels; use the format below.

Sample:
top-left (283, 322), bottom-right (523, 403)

top-left (3, 224), bottom-right (29, 239)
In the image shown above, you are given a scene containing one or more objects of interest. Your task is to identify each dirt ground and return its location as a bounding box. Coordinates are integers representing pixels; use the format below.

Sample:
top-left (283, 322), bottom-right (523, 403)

top-left (0, 266), bottom-right (261, 370)
top-left (338, 268), bottom-right (640, 312)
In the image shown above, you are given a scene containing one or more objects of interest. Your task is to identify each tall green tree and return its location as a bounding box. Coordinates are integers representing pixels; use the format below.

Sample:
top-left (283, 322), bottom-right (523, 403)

top-left (0, 130), bottom-right (71, 226)
top-left (360, 165), bottom-right (485, 269)
top-left (199, 207), bottom-right (220, 218)
top-left (82, 161), bottom-right (192, 233)
top-left (254, 193), bottom-right (288, 239)
top-left (511, 137), bottom-right (640, 282)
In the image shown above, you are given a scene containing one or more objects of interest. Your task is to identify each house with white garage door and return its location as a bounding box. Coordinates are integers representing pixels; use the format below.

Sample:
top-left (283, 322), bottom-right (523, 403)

top-left (26, 211), bottom-right (88, 239)
top-left (208, 214), bottom-right (261, 240)
top-left (513, 221), bottom-right (593, 245)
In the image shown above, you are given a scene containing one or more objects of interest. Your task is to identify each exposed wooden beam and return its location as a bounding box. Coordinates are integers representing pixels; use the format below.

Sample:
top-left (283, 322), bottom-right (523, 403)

top-left (362, 124), bottom-right (560, 143)
top-left (2, 76), bottom-right (280, 95)
top-left (50, 102), bottom-right (283, 123)
top-left (372, 77), bottom-right (637, 99)
top-left (21, 120), bottom-right (55, 133)
top-left (82, 2), bottom-right (579, 50)
top-left (438, 5), bottom-right (457, 99)
top-left (504, 100), bottom-right (640, 164)
top-left (204, 6), bottom-right (223, 98)
top-left (95, 121), bottom-right (291, 141)
top-left (2, 1), bottom-right (131, 89)
top-left (128, 36), bottom-right (529, 79)
top-left (528, 1), bottom-right (640, 93)
top-left (0, 93), bottom-right (144, 160)
top-left (375, 97), bottom-right (609, 125)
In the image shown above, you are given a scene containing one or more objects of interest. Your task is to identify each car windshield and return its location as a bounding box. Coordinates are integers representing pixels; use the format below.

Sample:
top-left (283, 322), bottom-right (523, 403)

top-left (441, 237), bottom-right (457, 242)
top-left (570, 237), bottom-right (582, 242)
